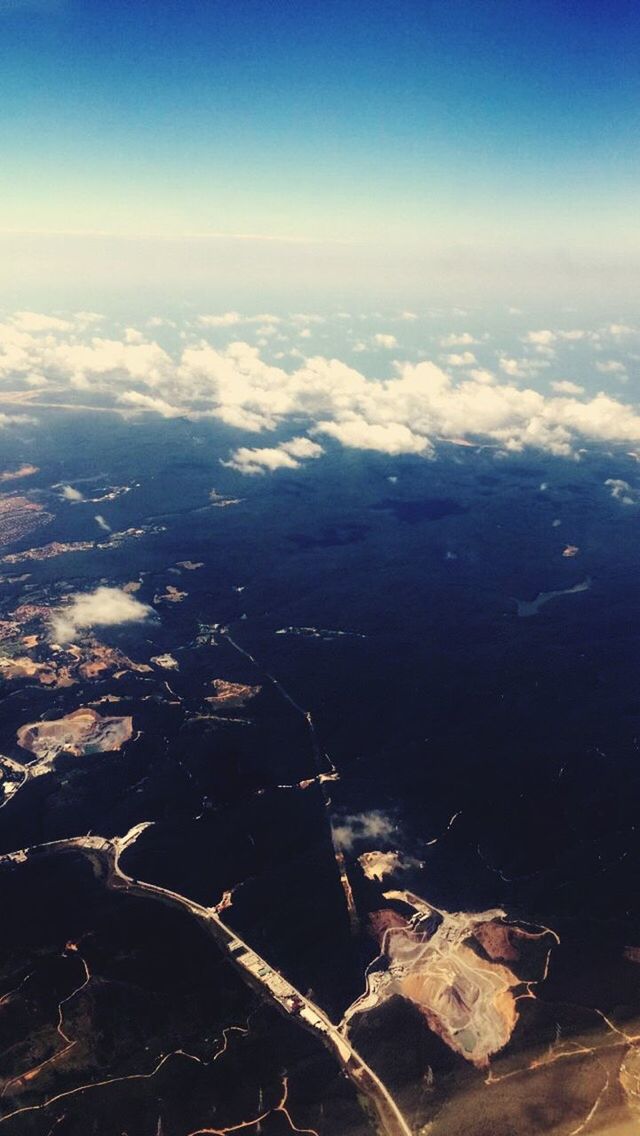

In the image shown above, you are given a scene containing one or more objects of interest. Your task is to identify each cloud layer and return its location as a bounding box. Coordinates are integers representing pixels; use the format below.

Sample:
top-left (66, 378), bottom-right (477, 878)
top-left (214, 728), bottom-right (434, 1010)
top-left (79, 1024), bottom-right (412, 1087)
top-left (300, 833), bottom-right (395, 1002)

top-left (2, 310), bottom-right (640, 473)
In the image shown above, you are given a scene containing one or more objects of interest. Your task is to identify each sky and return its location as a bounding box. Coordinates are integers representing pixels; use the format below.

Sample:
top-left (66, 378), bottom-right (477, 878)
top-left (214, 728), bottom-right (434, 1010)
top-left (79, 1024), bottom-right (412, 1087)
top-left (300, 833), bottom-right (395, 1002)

top-left (0, 0), bottom-right (639, 306)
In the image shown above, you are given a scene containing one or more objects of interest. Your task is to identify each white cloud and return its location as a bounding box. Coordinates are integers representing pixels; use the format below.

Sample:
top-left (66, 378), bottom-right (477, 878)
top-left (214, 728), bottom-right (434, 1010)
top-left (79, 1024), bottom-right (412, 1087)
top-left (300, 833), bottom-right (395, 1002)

top-left (468, 368), bottom-right (495, 384)
top-left (198, 312), bottom-right (281, 328)
top-left (498, 355), bottom-right (547, 378)
top-left (551, 380), bottom-right (585, 395)
top-left (314, 418), bottom-right (432, 455)
top-left (198, 312), bottom-right (242, 327)
top-left (10, 311), bottom-right (72, 333)
top-left (222, 445), bottom-right (300, 475)
top-left (604, 478), bottom-right (638, 505)
top-left (0, 412), bottom-right (32, 428)
top-left (596, 360), bottom-right (627, 374)
top-left (524, 329), bottom-right (586, 345)
top-left (95, 514), bottom-right (112, 532)
top-left (373, 333), bottom-right (398, 349)
top-left (279, 436), bottom-right (324, 460)
top-left (60, 484), bottom-right (85, 501)
top-left (443, 351), bottom-right (477, 366)
top-left (118, 390), bottom-right (185, 417)
top-left (499, 356), bottom-right (527, 378)
top-left (333, 810), bottom-right (396, 852)
top-left (147, 316), bottom-right (175, 329)
top-left (440, 332), bottom-right (477, 347)
top-left (291, 312), bottom-right (326, 325)
top-left (73, 311), bottom-right (103, 327)
top-left (50, 586), bottom-right (154, 644)
top-left (222, 436), bottom-right (323, 475)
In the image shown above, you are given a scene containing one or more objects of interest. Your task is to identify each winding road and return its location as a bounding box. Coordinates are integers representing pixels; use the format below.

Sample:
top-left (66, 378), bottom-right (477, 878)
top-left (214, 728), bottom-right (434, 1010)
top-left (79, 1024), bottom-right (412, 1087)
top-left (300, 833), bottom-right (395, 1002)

top-left (0, 825), bottom-right (412, 1136)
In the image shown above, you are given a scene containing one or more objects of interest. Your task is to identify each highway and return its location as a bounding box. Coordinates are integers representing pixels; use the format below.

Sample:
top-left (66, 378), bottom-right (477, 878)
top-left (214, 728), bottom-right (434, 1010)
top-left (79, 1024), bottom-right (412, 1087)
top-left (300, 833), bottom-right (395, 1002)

top-left (1, 826), bottom-right (412, 1136)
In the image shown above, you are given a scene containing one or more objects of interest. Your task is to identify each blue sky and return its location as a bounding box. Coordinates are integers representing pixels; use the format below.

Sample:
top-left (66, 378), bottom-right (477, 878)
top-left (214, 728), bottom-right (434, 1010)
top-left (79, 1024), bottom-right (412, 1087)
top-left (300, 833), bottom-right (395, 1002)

top-left (1, 0), bottom-right (638, 304)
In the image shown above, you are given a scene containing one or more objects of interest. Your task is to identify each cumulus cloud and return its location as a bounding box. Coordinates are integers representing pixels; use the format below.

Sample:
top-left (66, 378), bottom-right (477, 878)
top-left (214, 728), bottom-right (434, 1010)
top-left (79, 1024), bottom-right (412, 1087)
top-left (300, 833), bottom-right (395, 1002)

top-left (333, 810), bottom-right (397, 853)
top-left (443, 351), bottom-right (477, 366)
top-left (60, 484), bottom-right (85, 502)
top-left (524, 329), bottom-right (586, 345)
top-left (315, 418), bottom-right (432, 455)
top-left (221, 436), bottom-right (324, 475)
top-left (524, 329), bottom-right (556, 346)
top-left (373, 333), bottom-right (398, 349)
top-left (440, 332), bottom-right (477, 347)
top-left (50, 586), bottom-right (154, 644)
top-left (468, 368), bottom-right (496, 384)
top-left (604, 478), bottom-right (638, 505)
top-left (94, 514), bottom-right (112, 532)
top-left (198, 312), bottom-right (280, 328)
top-left (499, 355), bottom-right (547, 378)
top-left (198, 312), bottom-right (242, 328)
top-left (551, 380), bottom-right (585, 395)
top-left (596, 360), bottom-right (627, 375)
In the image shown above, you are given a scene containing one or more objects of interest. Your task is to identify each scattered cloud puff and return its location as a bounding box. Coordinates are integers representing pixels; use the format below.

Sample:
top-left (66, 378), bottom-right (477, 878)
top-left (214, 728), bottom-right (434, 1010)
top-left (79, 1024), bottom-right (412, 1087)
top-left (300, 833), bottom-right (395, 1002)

top-left (596, 360), bottom-right (627, 375)
top-left (222, 436), bottom-right (323, 475)
top-left (524, 329), bottom-right (556, 346)
top-left (50, 585), bottom-right (154, 644)
top-left (333, 810), bottom-right (397, 853)
top-left (372, 333), bottom-right (398, 349)
top-left (551, 380), bottom-right (585, 395)
top-left (60, 484), bottom-right (84, 502)
top-left (358, 849), bottom-right (424, 881)
top-left (440, 332), bottom-right (477, 347)
top-left (604, 478), bottom-right (639, 505)
top-left (499, 355), bottom-right (548, 378)
top-left (468, 368), bottom-right (495, 384)
top-left (443, 351), bottom-right (477, 366)
top-left (198, 312), bottom-right (242, 328)
top-left (198, 312), bottom-right (280, 328)
top-left (0, 412), bottom-right (32, 428)
top-left (524, 329), bottom-right (587, 345)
